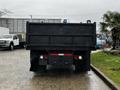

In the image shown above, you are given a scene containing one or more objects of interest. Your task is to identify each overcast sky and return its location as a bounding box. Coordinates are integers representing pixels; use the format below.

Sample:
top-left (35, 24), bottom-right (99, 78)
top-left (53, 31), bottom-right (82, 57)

top-left (0, 0), bottom-right (120, 24)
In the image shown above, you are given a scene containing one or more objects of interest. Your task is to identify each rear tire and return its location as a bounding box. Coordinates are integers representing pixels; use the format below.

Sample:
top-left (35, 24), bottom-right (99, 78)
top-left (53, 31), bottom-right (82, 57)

top-left (74, 51), bottom-right (90, 72)
top-left (20, 42), bottom-right (26, 48)
top-left (30, 50), bottom-right (39, 71)
top-left (30, 50), bottom-right (47, 72)
top-left (39, 65), bottom-right (47, 72)
top-left (9, 43), bottom-right (14, 50)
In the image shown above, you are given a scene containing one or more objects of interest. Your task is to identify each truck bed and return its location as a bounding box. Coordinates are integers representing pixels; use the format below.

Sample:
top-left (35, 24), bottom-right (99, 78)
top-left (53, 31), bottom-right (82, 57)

top-left (26, 22), bottom-right (96, 50)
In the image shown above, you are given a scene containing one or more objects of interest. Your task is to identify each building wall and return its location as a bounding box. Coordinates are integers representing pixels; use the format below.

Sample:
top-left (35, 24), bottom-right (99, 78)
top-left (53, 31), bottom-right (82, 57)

top-left (0, 18), bottom-right (61, 34)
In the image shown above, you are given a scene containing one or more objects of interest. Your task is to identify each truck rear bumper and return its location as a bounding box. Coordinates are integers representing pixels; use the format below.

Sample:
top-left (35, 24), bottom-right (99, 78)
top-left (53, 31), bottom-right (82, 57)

top-left (30, 50), bottom-right (91, 72)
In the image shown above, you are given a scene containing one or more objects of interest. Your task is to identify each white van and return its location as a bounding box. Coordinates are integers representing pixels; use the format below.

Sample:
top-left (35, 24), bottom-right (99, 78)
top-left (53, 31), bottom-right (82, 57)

top-left (0, 34), bottom-right (19, 50)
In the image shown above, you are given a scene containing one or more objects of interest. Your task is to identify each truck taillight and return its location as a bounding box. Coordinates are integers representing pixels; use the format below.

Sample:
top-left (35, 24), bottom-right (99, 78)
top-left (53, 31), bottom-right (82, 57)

top-left (74, 56), bottom-right (82, 60)
top-left (44, 55), bottom-right (48, 59)
top-left (40, 55), bottom-right (48, 59)
top-left (74, 56), bottom-right (78, 60)
top-left (50, 53), bottom-right (58, 56)
top-left (78, 56), bottom-right (82, 60)
top-left (40, 55), bottom-right (43, 59)
top-left (64, 54), bottom-right (73, 56)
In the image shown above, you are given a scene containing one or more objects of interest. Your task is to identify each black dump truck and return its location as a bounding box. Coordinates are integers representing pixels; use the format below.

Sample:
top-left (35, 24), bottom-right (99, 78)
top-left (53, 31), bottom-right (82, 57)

top-left (26, 21), bottom-right (96, 72)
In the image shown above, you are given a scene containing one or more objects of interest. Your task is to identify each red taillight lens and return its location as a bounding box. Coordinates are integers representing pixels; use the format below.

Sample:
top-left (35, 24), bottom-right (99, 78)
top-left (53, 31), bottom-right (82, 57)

top-left (64, 54), bottom-right (73, 56)
top-left (74, 55), bottom-right (82, 60)
top-left (50, 53), bottom-right (58, 56)
top-left (40, 55), bottom-right (48, 60)
top-left (74, 55), bottom-right (78, 60)
top-left (44, 55), bottom-right (48, 59)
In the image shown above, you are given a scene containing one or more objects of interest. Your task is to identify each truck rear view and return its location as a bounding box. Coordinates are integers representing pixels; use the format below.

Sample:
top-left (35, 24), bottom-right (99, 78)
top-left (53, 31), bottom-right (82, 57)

top-left (26, 22), bottom-right (96, 72)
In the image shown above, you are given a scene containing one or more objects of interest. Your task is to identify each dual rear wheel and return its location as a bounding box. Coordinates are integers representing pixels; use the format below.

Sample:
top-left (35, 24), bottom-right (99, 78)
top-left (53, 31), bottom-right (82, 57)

top-left (9, 43), bottom-right (14, 50)
top-left (74, 51), bottom-right (90, 72)
top-left (30, 50), bottom-right (46, 72)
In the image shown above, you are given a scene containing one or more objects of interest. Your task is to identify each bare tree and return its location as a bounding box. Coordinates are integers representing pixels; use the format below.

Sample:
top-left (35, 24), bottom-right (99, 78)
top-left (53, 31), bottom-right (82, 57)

top-left (0, 9), bottom-right (12, 17)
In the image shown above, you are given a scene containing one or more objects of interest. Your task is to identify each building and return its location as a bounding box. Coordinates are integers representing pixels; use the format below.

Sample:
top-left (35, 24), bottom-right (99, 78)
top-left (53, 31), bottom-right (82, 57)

top-left (0, 17), bottom-right (61, 34)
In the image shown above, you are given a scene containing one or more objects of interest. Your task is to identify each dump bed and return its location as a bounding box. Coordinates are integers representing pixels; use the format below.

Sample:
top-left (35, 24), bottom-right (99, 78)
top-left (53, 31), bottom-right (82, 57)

top-left (26, 22), bottom-right (96, 50)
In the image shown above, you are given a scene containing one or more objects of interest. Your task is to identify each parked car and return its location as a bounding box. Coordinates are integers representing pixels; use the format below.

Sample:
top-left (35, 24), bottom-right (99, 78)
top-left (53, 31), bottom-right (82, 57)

top-left (96, 37), bottom-right (106, 49)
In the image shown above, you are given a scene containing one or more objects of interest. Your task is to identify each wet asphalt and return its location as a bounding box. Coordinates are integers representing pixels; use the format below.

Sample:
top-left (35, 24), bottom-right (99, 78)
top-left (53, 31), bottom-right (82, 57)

top-left (0, 49), bottom-right (111, 90)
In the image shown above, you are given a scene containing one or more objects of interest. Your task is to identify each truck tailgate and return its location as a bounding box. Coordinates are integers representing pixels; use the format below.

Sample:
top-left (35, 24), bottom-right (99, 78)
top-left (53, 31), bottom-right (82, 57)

top-left (26, 22), bottom-right (96, 50)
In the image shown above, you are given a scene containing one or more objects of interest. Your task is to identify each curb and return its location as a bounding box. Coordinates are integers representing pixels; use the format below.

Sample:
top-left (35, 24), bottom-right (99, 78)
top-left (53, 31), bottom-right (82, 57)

top-left (91, 64), bottom-right (120, 90)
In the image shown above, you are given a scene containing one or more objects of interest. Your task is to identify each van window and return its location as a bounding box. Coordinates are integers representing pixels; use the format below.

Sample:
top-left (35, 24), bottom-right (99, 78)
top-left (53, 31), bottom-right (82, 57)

top-left (13, 36), bottom-right (17, 39)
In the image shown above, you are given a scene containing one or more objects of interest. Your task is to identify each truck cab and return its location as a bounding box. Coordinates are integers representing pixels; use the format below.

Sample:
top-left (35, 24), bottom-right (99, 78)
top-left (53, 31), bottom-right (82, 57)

top-left (0, 34), bottom-right (19, 50)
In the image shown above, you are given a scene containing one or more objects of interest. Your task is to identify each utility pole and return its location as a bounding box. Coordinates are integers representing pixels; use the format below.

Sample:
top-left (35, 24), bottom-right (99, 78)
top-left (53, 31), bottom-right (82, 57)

top-left (30, 15), bottom-right (32, 22)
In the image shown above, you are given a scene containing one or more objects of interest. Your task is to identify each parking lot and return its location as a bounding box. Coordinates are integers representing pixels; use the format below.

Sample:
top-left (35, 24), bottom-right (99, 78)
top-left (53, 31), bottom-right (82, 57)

top-left (0, 49), bottom-right (111, 90)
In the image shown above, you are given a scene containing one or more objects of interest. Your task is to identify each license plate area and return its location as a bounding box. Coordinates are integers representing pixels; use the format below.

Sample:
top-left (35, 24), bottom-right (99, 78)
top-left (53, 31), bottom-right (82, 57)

top-left (48, 55), bottom-right (73, 65)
